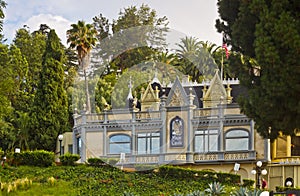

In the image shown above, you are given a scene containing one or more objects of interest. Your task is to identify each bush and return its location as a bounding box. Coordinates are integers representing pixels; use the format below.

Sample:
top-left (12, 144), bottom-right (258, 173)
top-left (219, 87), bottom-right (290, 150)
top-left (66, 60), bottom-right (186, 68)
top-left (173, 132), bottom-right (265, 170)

top-left (158, 165), bottom-right (240, 186)
top-left (242, 178), bottom-right (255, 188)
top-left (59, 153), bottom-right (80, 166)
top-left (217, 172), bottom-right (240, 185)
top-left (87, 158), bottom-right (106, 166)
top-left (12, 150), bottom-right (54, 167)
top-left (276, 186), bottom-right (300, 192)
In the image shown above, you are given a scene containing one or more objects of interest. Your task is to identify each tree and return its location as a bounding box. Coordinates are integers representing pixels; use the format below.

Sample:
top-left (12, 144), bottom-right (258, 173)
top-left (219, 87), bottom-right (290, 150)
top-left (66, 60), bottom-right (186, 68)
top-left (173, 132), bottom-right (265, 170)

top-left (13, 27), bottom-right (47, 97)
top-left (176, 36), bottom-right (218, 82)
top-left (31, 29), bottom-right (69, 151)
top-left (67, 20), bottom-right (97, 113)
top-left (216, 0), bottom-right (300, 140)
top-left (92, 5), bottom-right (169, 111)
top-left (6, 45), bottom-right (30, 150)
top-left (0, 0), bottom-right (6, 41)
top-left (94, 4), bottom-right (169, 74)
top-left (0, 44), bottom-right (15, 150)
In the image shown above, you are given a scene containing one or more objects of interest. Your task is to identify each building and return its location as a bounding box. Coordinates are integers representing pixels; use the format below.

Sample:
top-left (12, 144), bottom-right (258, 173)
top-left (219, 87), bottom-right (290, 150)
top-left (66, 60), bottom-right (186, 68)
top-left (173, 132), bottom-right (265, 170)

top-left (60, 70), bottom-right (299, 190)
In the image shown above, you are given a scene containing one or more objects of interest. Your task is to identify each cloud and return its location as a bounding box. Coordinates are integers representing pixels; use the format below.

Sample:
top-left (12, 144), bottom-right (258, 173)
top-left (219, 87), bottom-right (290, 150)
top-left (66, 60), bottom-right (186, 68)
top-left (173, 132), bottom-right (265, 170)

top-left (3, 0), bottom-right (222, 46)
top-left (25, 14), bottom-right (72, 45)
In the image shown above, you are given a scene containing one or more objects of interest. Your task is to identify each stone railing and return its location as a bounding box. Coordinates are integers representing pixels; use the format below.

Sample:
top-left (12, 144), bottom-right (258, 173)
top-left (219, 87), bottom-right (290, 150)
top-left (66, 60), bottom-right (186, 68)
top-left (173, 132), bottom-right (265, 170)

top-left (193, 108), bottom-right (219, 117)
top-left (103, 151), bottom-right (256, 165)
top-left (74, 110), bottom-right (162, 126)
top-left (194, 151), bottom-right (256, 162)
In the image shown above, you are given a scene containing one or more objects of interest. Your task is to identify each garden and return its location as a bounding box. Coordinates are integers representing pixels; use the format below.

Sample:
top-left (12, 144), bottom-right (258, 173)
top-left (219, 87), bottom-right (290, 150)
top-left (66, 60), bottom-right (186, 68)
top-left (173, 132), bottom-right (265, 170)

top-left (0, 150), bottom-right (263, 195)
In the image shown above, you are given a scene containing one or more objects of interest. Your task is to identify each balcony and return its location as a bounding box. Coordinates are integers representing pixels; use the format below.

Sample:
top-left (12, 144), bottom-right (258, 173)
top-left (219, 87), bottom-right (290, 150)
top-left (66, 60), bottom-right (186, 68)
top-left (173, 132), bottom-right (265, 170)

top-left (102, 151), bottom-right (256, 165)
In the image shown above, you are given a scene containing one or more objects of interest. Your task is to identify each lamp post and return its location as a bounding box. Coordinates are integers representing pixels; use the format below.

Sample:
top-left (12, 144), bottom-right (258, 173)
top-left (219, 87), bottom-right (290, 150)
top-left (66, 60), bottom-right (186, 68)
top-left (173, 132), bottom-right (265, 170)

top-left (251, 161), bottom-right (268, 189)
top-left (58, 134), bottom-right (63, 156)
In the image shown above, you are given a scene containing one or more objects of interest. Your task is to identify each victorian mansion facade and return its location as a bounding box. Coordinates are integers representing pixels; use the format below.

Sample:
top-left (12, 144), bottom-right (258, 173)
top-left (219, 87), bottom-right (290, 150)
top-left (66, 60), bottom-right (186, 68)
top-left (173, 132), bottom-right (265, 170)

top-left (59, 70), bottom-right (300, 190)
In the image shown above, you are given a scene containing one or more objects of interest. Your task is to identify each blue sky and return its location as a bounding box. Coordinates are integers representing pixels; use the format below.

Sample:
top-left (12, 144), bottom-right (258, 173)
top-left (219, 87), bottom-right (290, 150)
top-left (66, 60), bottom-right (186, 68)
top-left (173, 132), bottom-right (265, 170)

top-left (3, 0), bottom-right (222, 46)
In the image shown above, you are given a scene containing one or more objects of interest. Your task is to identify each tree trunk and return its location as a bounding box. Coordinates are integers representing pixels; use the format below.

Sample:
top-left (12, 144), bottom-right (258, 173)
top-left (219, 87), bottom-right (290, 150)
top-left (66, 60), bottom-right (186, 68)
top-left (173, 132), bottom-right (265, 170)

top-left (83, 69), bottom-right (91, 113)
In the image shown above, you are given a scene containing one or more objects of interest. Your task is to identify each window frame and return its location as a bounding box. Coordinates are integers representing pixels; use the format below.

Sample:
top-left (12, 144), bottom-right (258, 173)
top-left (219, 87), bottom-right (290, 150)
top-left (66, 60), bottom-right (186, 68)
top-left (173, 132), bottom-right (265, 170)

top-left (137, 131), bottom-right (160, 155)
top-left (225, 129), bottom-right (250, 151)
top-left (194, 129), bottom-right (219, 153)
top-left (109, 134), bottom-right (131, 155)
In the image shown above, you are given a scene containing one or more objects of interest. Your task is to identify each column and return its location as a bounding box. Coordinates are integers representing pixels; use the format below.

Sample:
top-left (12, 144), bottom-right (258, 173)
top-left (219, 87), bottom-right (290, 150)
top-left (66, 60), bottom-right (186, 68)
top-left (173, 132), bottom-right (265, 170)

top-left (286, 135), bottom-right (291, 157)
top-left (159, 94), bottom-right (167, 164)
top-left (271, 139), bottom-right (277, 160)
top-left (186, 88), bottom-right (195, 163)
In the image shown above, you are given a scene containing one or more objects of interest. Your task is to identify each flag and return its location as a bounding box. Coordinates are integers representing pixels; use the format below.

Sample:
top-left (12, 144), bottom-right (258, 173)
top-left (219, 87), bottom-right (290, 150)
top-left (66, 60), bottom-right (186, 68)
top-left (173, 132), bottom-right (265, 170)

top-left (222, 43), bottom-right (229, 59)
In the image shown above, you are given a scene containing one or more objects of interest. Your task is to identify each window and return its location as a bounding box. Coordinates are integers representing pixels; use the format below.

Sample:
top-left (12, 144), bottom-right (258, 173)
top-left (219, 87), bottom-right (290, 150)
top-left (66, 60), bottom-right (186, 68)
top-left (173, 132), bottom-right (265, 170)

top-left (225, 129), bottom-right (249, 151)
top-left (292, 136), bottom-right (300, 156)
top-left (195, 129), bottom-right (219, 152)
top-left (76, 137), bottom-right (81, 155)
top-left (137, 132), bottom-right (160, 154)
top-left (109, 134), bottom-right (131, 154)
top-left (61, 146), bottom-right (64, 155)
top-left (68, 144), bottom-right (73, 154)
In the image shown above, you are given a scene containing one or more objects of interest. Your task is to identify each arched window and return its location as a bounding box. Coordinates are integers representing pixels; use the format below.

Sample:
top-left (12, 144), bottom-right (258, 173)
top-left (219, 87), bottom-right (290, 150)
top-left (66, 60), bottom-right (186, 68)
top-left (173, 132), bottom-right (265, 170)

top-left (109, 134), bottom-right (131, 154)
top-left (225, 129), bottom-right (249, 151)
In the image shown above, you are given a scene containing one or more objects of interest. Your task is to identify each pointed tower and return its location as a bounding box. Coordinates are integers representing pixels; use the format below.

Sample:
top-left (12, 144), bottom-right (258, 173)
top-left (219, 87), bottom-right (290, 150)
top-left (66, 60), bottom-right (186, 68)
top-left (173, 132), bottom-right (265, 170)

top-left (202, 70), bottom-right (233, 108)
top-left (126, 76), bottom-right (134, 108)
top-left (166, 76), bottom-right (189, 107)
top-left (140, 71), bottom-right (161, 111)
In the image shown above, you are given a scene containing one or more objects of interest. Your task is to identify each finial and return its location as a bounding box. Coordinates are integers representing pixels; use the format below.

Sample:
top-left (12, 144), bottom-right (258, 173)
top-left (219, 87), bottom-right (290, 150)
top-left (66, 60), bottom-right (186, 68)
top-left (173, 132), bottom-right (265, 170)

top-left (128, 76), bottom-right (132, 89)
top-left (127, 76), bottom-right (133, 100)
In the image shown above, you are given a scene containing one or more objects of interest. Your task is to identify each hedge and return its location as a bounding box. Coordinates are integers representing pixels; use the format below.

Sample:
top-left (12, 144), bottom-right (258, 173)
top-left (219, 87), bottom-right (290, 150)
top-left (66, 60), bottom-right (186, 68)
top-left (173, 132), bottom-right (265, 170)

top-left (12, 150), bottom-right (54, 167)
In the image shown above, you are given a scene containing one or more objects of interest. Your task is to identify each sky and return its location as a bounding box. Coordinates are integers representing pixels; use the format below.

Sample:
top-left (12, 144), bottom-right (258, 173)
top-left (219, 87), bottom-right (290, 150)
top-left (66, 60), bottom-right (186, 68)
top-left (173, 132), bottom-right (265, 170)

top-left (3, 0), bottom-right (222, 46)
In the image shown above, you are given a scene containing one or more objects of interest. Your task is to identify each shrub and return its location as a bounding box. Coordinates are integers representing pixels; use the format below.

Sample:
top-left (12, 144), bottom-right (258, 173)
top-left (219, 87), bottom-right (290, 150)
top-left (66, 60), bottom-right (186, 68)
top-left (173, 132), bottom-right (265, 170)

top-left (217, 172), bottom-right (240, 185)
top-left (242, 178), bottom-right (255, 188)
top-left (204, 182), bottom-right (226, 196)
top-left (87, 158), bottom-right (106, 166)
top-left (107, 158), bottom-right (118, 165)
top-left (59, 153), bottom-right (80, 166)
top-left (12, 150), bottom-right (54, 167)
top-left (276, 186), bottom-right (300, 192)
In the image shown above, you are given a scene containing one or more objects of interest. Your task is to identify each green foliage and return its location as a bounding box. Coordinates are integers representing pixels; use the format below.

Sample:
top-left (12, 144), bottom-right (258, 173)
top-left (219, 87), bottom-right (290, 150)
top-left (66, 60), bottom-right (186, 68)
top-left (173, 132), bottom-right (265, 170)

top-left (0, 165), bottom-right (244, 195)
top-left (176, 36), bottom-right (218, 82)
top-left (205, 182), bottom-right (226, 196)
top-left (231, 187), bottom-right (263, 196)
top-left (92, 4), bottom-right (169, 87)
top-left (216, 0), bottom-right (300, 140)
top-left (242, 178), bottom-right (255, 188)
top-left (0, 177), bottom-right (32, 194)
top-left (158, 165), bottom-right (240, 186)
top-left (59, 153), bottom-right (80, 166)
top-left (67, 20), bottom-right (97, 113)
top-left (123, 191), bottom-right (136, 196)
top-left (186, 190), bottom-right (205, 196)
top-left (31, 29), bottom-right (69, 151)
top-left (276, 186), bottom-right (300, 192)
top-left (87, 157), bottom-right (106, 166)
top-left (11, 150), bottom-right (54, 167)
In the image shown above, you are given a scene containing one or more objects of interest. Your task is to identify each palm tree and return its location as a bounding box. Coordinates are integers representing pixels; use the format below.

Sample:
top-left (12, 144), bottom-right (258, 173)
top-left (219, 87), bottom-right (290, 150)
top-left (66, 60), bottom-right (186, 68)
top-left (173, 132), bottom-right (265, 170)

top-left (67, 20), bottom-right (97, 113)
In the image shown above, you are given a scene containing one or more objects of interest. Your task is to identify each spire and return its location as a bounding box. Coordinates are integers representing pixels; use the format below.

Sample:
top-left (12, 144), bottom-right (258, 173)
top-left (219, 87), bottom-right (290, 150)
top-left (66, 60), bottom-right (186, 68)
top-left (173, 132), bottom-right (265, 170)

top-left (151, 68), bottom-right (161, 84)
top-left (127, 76), bottom-right (133, 100)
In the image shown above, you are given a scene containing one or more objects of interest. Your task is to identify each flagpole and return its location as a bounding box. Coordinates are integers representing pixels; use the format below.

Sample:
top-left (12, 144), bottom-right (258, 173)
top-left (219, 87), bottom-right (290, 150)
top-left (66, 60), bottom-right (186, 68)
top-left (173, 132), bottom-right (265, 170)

top-left (221, 46), bottom-right (224, 81)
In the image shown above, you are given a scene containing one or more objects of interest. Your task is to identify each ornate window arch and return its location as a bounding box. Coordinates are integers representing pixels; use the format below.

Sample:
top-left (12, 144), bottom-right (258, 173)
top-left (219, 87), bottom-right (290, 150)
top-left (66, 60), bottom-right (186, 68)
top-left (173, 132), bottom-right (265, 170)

top-left (109, 134), bottom-right (131, 154)
top-left (225, 129), bottom-right (250, 151)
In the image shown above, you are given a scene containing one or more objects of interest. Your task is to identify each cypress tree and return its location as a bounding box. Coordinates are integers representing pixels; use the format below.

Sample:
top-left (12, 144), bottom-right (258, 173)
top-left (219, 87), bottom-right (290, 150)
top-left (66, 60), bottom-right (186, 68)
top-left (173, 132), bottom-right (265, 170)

top-left (31, 29), bottom-right (69, 151)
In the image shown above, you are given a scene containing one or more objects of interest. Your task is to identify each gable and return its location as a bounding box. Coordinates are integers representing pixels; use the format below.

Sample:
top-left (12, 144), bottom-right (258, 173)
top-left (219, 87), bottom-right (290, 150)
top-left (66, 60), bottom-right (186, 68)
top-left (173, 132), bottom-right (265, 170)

top-left (204, 70), bottom-right (227, 101)
top-left (141, 83), bottom-right (159, 103)
top-left (166, 77), bottom-right (189, 107)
